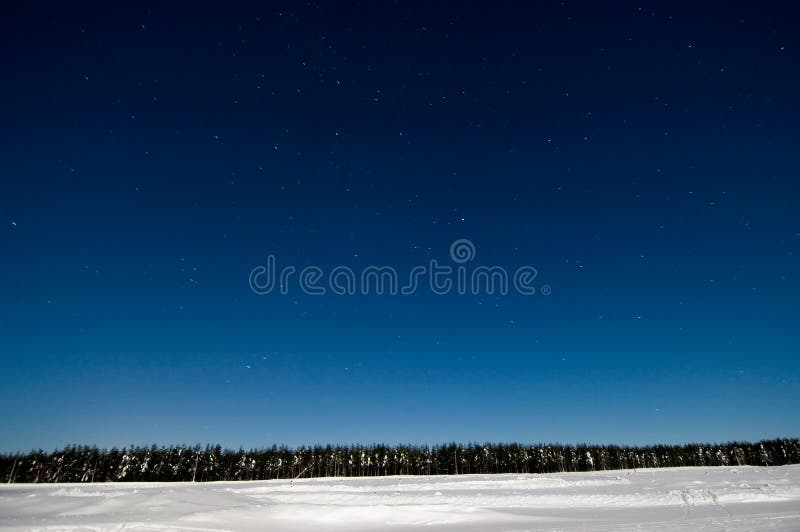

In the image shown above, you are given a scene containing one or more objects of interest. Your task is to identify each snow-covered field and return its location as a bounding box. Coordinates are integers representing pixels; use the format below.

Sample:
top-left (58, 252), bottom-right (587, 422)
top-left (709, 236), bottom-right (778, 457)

top-left (1, 466), bottom-right (799, 531)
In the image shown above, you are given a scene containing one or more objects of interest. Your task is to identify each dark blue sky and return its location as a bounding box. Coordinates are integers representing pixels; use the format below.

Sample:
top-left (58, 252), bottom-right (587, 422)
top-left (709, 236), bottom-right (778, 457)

top-left (1, 2), bottom-right (799, 452)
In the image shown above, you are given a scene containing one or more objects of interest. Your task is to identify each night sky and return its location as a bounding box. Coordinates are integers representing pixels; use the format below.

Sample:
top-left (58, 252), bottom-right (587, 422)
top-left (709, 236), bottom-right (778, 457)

top-left (1, 2), bottom-right (799, 452)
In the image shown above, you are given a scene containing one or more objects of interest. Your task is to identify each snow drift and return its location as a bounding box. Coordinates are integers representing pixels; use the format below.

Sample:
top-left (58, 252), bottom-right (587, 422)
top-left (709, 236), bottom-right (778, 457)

top-left (1, 465), bottom-right (799, 531)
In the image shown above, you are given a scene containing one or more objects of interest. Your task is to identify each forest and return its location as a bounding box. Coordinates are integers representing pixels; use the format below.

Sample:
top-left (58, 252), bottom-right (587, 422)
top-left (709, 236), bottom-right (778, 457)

top-left (2, 438), bottom-right (798, 483)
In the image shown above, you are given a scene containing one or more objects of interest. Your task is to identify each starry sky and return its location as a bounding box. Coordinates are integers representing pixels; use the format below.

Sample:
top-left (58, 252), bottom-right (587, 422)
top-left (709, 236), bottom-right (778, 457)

top-left (1, 2), bottom-right (799, 452)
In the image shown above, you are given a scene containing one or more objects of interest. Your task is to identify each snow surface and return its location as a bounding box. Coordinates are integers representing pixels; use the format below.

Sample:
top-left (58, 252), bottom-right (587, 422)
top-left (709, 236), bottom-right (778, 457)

top-left (1, 465), bottom-right (799, 531)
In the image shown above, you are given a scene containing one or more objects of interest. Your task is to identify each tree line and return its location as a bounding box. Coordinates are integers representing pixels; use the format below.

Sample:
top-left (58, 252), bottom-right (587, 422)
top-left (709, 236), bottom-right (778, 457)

top-left (1, 438), bottom-right (798, 483)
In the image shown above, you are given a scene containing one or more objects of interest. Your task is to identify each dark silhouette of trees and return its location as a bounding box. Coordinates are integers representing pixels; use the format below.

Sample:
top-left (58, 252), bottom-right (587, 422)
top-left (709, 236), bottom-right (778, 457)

top-left (2, 438), bottom-right (798, 483)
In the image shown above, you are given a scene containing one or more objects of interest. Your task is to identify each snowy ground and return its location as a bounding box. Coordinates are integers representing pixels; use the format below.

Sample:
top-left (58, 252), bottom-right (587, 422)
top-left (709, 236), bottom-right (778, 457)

top-left (1, 466), bottom-right (799, 531)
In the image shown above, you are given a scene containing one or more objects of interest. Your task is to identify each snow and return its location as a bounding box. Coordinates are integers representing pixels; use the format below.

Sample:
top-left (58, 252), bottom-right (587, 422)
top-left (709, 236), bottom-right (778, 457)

top-left (1, 465), bottom-right (799, 531)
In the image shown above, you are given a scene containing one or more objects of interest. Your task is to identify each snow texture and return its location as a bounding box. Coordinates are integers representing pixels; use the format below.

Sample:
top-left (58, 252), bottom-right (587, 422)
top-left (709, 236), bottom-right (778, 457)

top-left (1, 465), bottom-right (799, 531)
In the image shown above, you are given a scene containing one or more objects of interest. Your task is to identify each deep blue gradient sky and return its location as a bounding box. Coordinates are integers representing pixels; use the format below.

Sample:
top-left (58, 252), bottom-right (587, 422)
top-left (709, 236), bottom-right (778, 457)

top-left (1, 2), bottom-right (799, 452)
